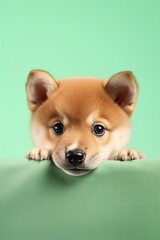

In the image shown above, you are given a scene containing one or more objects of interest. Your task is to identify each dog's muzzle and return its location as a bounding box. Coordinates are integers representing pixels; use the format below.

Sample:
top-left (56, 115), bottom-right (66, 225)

top-left (65, 149), bottom-right (86, 167)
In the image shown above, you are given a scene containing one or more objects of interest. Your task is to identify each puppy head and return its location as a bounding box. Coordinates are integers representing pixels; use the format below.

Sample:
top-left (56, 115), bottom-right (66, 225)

top-left (26, 70), bottom-right (138, 176)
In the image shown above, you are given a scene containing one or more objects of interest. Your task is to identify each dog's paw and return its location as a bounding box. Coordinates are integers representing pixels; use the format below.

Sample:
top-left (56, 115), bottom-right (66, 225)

top-left (114, 148), bottom-right (145, 161)
top-left (26, 148), bottom-right (52, 160)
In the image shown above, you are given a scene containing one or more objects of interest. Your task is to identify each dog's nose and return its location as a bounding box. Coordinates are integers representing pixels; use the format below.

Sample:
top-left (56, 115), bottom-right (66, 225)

top-left (66, 149), bottom-right (86, 167)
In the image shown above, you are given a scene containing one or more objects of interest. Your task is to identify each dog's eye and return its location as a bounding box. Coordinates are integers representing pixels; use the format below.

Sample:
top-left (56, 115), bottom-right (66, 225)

top-left (92, 124), bottom-right (105, 136)
top-left (53, 122), bottom-right (64, 135)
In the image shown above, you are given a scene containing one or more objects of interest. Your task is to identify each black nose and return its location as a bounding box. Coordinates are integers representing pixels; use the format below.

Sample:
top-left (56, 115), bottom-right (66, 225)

top-left (66, 149), bottom-right (86, 167)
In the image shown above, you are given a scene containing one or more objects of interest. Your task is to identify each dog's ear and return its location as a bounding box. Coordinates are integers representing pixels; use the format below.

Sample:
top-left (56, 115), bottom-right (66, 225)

top-left (26, 70), bottom-right (58, 112)
top-left (104, 71), bottom-right (138, 115)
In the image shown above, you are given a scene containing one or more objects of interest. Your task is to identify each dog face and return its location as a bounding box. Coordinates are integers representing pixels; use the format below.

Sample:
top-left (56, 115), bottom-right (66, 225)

top-left (26, 70), bottom-right (138, 176)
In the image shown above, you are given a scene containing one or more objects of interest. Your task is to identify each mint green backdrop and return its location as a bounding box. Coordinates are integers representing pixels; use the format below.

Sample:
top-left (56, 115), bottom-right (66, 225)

top-left (0, 0), bottom-right (160, 159)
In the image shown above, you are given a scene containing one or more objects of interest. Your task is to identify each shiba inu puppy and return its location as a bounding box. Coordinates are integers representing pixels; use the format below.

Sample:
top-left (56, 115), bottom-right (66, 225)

top-left (26, 70), bottom-right (144, 176)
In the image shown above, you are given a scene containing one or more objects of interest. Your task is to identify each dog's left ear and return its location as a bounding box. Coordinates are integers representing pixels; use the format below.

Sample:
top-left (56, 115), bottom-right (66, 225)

top-left (26, 70), bottom-right (58, 112)
top-left (104, 71), bottom-right (138, 115)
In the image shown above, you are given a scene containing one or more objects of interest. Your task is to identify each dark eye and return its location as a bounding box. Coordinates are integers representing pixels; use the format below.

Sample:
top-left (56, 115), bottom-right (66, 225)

top-left (92, 124), bottom-right (105, 136)
top-left (53, 122), bottom-right (64, 135)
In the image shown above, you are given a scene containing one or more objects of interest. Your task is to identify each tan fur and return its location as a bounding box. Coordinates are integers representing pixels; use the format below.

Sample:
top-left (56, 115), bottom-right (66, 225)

top-left (26, 70), bottom-right (144, 176)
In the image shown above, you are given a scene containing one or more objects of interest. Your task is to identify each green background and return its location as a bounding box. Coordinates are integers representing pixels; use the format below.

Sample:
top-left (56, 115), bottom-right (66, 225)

top-left (0, 0), bottom-right (160, 159)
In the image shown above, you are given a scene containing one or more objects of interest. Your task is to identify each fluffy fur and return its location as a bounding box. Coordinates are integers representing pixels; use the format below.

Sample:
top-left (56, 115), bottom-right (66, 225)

top-left (26, 70), bottom-right (144, 176)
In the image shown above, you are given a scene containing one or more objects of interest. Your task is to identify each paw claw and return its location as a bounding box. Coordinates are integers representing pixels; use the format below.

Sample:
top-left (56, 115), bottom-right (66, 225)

top-left (26, 148), bottom-right (52, 161)
top-left (113, 148), bottom-right (145, 161)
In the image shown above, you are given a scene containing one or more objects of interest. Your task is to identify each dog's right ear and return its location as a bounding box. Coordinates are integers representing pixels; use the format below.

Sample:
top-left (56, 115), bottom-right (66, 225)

top-left (104, 71), bottom-right (138, 116)
top-left (26, 70), bottom-right (58, 112)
